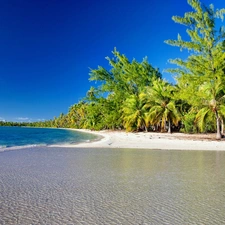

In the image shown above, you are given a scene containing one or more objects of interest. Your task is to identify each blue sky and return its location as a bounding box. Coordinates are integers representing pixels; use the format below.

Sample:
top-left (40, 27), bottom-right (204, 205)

top-left (0, 0), bottom-right (224, 122)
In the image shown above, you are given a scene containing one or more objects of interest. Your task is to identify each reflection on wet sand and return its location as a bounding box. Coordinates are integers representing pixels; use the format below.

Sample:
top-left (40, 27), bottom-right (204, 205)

top-left (0, 147), bottom-right (225, 224)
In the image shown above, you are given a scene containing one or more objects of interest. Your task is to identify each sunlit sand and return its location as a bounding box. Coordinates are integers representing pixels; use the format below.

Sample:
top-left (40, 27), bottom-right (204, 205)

top-left (56, 129), bottom-right (225, 151)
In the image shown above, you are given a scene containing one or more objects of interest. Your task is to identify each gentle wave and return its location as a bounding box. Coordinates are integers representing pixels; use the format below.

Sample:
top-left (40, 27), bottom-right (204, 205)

top-left (0, 139), bottom-right (95, 152)
top-left (0, 144), bottom-right (48, 152)
top-left (0, 145), bottom-right (8, 149)
top-left (0, 127), bottom-right (99, 151)
top-left (0, 140), bottom-right (93, 152)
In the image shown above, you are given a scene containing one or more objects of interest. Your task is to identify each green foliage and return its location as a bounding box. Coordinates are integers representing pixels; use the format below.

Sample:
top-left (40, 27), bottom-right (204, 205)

top-left (145, 79), bottom-right (181, 133)
top-left (165, 0), bottom-right (225, 138)
top-left (122, 93), bottom-right (148, 132)
top-left (195, 107), bottom-right (216, 132)
top-left (180, 112), bottom-right (198, 133)
top-left (89, 48), bottom-right (161, 97)
top-left (84, 48), bottom-right (161, 131)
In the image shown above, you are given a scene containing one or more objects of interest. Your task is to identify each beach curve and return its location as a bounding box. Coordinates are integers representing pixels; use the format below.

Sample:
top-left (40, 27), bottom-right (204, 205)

top-left (52, 129), bottom-right (225, 151)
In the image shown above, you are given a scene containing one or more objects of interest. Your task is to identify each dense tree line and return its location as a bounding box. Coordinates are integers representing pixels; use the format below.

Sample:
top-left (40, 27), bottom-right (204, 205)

top-left (2, 0), bottom-right (225, 139)
top-left (0, 120), bottom-right (53, 127)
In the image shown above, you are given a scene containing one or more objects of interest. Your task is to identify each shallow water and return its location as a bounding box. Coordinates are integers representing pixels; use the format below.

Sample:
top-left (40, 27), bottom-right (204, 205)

top-left (0, 148), bottom-right (225, 224)
top-left (0, 127), bottom-right (98, 149)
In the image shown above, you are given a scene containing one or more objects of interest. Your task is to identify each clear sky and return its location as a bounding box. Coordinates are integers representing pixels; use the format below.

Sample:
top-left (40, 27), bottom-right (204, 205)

top-left (0, 0), bottom-right (224, 122)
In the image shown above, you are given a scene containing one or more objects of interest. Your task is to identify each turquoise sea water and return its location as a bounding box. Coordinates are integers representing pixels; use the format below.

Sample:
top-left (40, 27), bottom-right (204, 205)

top-left (0, 126), bottom-right (98, 149)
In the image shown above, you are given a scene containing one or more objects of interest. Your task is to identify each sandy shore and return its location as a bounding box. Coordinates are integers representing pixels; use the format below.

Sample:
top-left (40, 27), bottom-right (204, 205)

top-left (57, 129), bottom-right (225, 151)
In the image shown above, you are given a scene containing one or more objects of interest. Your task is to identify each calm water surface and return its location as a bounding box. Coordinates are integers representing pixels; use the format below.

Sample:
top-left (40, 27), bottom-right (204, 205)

top-left (0, 147), bottom-right (225, 224)
top-left (0, 127), bottom-right (98, 148)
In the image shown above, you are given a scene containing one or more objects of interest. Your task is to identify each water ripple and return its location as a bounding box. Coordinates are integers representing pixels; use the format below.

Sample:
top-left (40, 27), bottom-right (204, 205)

top-left (0, 148), bottom-right (225, 224)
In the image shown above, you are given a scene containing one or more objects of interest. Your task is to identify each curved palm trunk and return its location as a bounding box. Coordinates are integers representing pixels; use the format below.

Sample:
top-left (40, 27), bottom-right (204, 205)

top-left (221, 118), bottom-right (224, 135)
top-left (168, 119), bottom-right (172, 134)
top-left (215, 111), bottom-right (222, 139)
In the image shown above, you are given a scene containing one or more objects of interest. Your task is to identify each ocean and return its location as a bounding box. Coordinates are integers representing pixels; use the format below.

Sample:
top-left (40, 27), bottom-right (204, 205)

top-left (0, 126), bottom-right (98, 149)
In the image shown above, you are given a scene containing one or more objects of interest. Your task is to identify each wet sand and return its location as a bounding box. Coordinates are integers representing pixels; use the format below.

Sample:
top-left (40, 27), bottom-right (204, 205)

top-left (1, 147), bottom-right (225, 224)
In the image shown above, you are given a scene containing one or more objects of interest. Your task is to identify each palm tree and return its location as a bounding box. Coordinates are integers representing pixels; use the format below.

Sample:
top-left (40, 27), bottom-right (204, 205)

top-left (67, 101), bottom-right (88, 128)
top-left (195, 80), bottom-right (225, 139)
top-left (145, 79), bottom-right (180, 133)
top-left (122, 93), bottom-right (148, 132)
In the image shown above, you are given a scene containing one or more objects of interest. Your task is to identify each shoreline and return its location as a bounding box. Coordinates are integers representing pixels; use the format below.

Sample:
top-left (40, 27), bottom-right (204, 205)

top-left (1, 128), bottom-right (224, 152)
top-left (53, 129), bottom-right (225, 151)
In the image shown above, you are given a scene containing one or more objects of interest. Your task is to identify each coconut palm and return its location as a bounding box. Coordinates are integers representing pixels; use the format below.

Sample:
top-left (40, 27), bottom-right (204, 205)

top-left (67, 101), bottom-right (87, 128)
top-left (165, 0), bottom-right (225, 138)
top-left (195, 80), bottom-right (225, 139)
top-left (145, 79), bottom-right (180, 133)
top-left (122, 93), bottom-right (148, 132)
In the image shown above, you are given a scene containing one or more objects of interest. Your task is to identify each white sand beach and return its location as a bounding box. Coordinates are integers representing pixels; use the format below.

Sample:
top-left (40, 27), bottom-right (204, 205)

top-left (59, 129), bottom-right (225, 151)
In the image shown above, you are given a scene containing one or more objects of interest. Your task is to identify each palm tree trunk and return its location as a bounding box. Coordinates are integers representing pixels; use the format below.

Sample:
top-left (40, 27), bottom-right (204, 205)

top-left (164, 119), bottom-right (167, 132)
top-left (145, 125), bottom-right (148, 132)
top-left (168, 119), bottom-right (172, 134)
top-left (221, 118), bottom-right (224, 135)
top-left (215, 111), bottom-right (222, 139)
